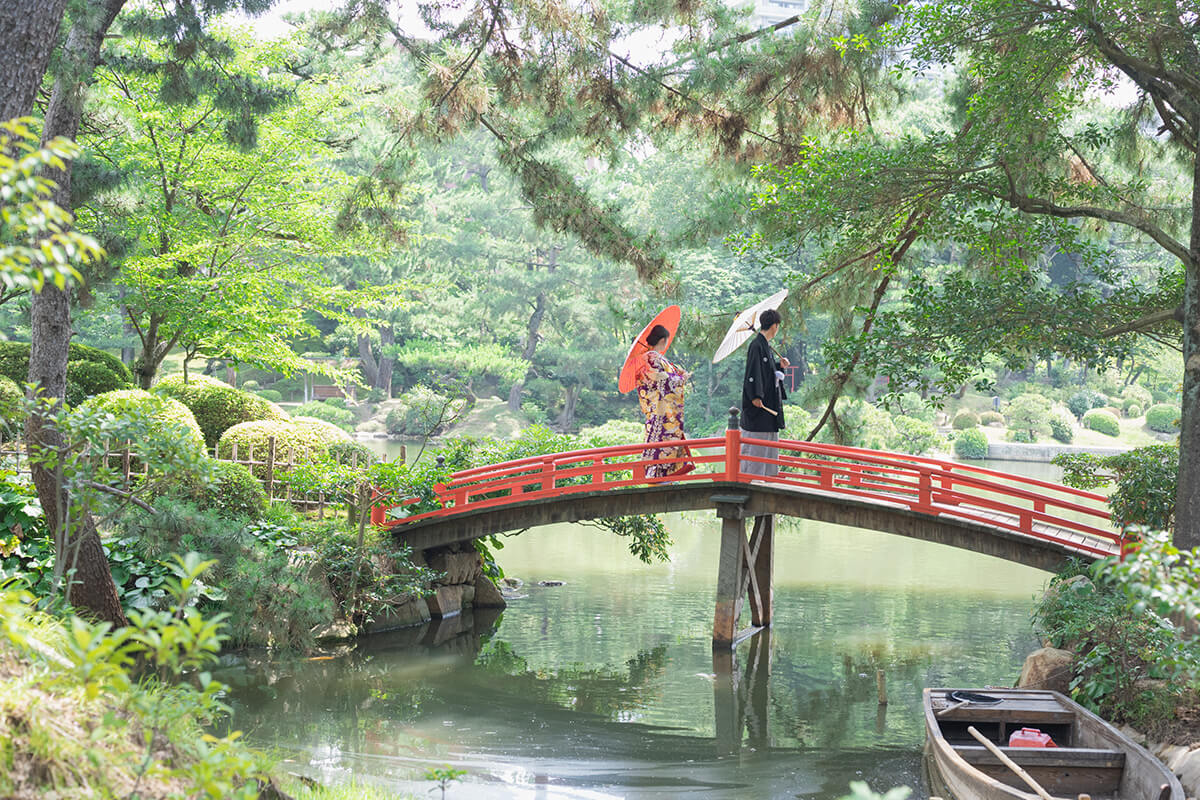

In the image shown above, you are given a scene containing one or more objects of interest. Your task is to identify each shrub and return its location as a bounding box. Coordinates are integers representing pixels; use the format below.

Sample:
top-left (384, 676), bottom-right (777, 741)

top-left (1145, 404), bottom-right (1180, 433)
top-left (386, 385), bottom-right (468, 437)
top-left (216, 420), bottom-right (332, 478)
top-left (1048, 409), bottom-right (1075, 444)
top-left (888, 415), bottom-right (945, 455)
top-left (291, 400), bottom-right (357, 431)
top-left (1005, 393), bottom-right (1052, 441)
top-left (814, 398), bottom-right (895, 449)
top-left (155, 373), bottom-right (289, 449)
top-left (1083, 408), bottom-right (1121, 437)
top-left (1125, 403), bottom-right (1142, 419)
top-left (292, 416), bottom-right (353, 447)
top-left (0, 341), bottom-right (134, 407)
top-left (890, 391), bottom-right (937, 423)
top-left (951, 409), bottom-right (980, 429)
top-left (178, 461), bottom-right (268, 520)
top-left (240, 379), bottom-right (261, 392)
top-left (1120, 384), bottom-right (1153, 413)
top-left (77, 388), bottom-right (206, 455)
top-left (979, 410), bottom-right (1004, 425)
top-left (256, 389), bottom-right (283, 402)
top-left (1055, 444), bottom-right (1179, 531)
top-left (579, 419), bottom-right (646, 446)
top-left (0, 374), bottom-right (22, 434)
top-left (328, 439), bottom-right (378, 467)
top-left (1067, 389), bottom-right (1107, 419)
top-left (953, 428), bottom-right (989, 459)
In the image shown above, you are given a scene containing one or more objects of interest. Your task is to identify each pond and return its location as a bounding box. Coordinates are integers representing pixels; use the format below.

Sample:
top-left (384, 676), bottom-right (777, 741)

top-left (217, 459), bottom-right (1063, 799)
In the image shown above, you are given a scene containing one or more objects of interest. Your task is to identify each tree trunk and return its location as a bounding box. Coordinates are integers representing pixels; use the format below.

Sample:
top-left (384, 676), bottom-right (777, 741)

top-left (0, 0), bottom-right (71, 121)
top-left (27, 0), bottom-right (128, 625)
top-left (357, 331), bottom-right (380, 388)
top-left (375, 323), bottom-right (394, 397)
top-left (508, 292), bottom-right (547, 411)
top-left (1176, 151), bottom-right (1200, 550)
top-left (557, 384), bottom-right (580, 431)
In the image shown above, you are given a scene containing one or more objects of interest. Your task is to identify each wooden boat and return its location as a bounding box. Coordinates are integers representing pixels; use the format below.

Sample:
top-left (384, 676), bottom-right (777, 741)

top-left (924, 688), bottom-right (1184, 800)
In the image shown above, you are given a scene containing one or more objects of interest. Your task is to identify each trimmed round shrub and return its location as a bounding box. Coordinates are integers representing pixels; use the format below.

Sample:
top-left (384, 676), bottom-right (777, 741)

top-left (1125, 403), bottom-right (1142, 419)
top-left (1066, 389), bottom-right (1107, 419)
top-left (155, 374), bottom-right (288, 449)
top-left (0, 341), bottom-right (134, 407)
top-left (77, 389), bottom-right (205, 455)
top-left (952, 409), bottom-right (980, 429)
top-left (216, 420), bottom-right (332, 479)
top-left (291, 416), bottom-right (353, 447)
top-left (256, 389), bottom-right (283, 403)
top-left (1120, 384), bottom-right (1152, 413)
top-left (979, 411), bottom-right (1005, 426)
top-left (1145, 404), bottom-right (1180, 433)
top-left (291, 400), bottom-right (356, 432)
top-left (240, 380), bottom-right (261, 392)
top-left (1048, 409), bottom-right (1075, 444)
top-left (953, 428), bottom-right (989, 460)
top-left (328, 439), bottom-right (378, 467)
top-left (182, 461), bottom-right (268, 520)
top-left (1082, 408), bottom-right (1121, 437)
top-left (0, 374), bottom-right (22, 434)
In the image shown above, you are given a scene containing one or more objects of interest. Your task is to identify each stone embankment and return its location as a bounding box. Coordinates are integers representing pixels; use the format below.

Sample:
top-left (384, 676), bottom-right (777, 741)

top-left (984, 442), bottom-right (1127, 462)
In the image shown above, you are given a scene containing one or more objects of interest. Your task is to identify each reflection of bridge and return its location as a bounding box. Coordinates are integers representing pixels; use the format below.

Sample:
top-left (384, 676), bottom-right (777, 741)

top-left (375, 410), bottom-right (1124, 648)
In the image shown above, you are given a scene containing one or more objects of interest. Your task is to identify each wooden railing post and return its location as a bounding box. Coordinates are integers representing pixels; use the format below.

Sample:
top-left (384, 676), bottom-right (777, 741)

top-left (541, 455), bottom-right (555, 492)
top-left (265, 436), bottom-right (276, 500)
top-left (724, 407), bottom-right (741, 482)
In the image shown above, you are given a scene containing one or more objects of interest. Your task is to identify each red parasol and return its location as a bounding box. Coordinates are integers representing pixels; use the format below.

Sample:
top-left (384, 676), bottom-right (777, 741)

top-left (617, 305), bottom-right (681, 393)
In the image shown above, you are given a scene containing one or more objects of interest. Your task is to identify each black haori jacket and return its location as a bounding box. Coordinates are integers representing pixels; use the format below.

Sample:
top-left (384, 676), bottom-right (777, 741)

top-left (740, 332), bottom-right (786, 432)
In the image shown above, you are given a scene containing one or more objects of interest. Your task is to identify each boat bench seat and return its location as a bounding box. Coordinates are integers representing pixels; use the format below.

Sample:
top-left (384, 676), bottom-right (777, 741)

top-left (957, 746), bottom-right (1126, 795)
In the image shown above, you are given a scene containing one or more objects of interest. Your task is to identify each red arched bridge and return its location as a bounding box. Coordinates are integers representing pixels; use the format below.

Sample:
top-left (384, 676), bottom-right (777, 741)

top-left (373, 411), bottom-right (1126, 647)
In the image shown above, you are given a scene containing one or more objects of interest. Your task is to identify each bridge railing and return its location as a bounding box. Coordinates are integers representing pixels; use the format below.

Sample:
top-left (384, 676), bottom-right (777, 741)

top-left (372, 424), bottom-right (1125, 558)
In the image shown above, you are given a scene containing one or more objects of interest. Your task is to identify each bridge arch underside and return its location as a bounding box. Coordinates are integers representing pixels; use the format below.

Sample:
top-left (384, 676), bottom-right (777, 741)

top-left (388, 482), bottom-right (1103, 572)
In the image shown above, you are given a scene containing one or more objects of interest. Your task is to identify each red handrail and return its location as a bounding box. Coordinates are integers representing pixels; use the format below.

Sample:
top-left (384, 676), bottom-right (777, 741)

top-left (372, 434), bottom-right (1124, 558)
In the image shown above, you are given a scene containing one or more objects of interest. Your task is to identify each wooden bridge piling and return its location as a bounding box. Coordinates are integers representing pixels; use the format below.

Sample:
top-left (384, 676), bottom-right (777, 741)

top-left (712, 493), bottom-right (775, 648)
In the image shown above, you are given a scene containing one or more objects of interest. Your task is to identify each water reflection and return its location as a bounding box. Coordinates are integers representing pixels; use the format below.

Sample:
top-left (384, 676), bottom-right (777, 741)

top-left (220, 510), bottom-right (1048, 798)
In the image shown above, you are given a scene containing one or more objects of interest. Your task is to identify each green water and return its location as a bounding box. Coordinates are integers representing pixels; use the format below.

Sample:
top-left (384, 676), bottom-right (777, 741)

top-left (218, 459), bottom-right (1060, 799)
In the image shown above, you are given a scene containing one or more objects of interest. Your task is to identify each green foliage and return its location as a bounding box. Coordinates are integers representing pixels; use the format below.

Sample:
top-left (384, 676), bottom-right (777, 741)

top-left (385, 384), bottom-right (469, 437)
top-left (952, 428), bottom-right (989, 460)
top-left (292, 416), bottom-right (353, 447)
top-left (1048, 408), bottom-right (1075, 444)
top-left (951, 409), bottom-right (979, 430)
top-left (156, 374), bottom-right (289, 449)
top-left (311, 522), bottom-right (440, 624)
top-left (815, 399), bottom-right (895, 449)
top-left (0, 118), bottom-right (102, 292)
top-left (888, 415), bottom-right (944, 455)
top-left (0, 556), bottom-right (279, 798)
top-left (1067, 390), bottom-right (1108, 420)
top-left (1082, 408), bottom-right (1120, 437)
top-left (291, 400), bottom-right (357, 432)
top-left (0, 341), bottom-right (133, 408)
top-left (1004, 393), bottom-right (1051, 441)
top-left (328, 439), bottom-right (378, 467)
top-left (0, 470), bottom-right (48, 593)
top-left (216, 420), bottom-right (333, 478)
top-left (256, 389), bottom-right (282, 403)
top-left (77, 388), bottom-right (205, 456)
top-left (1054, 445), bottom-right (1178, 531)
top-left (182, 461), bottom-right (268, 521)
top-left (1125, 403), bottom-right (1142, 419)
top-left (578, 419), bottom-right (645, 446)
top-left (240, 380), bottom-right (260, 392)
top-left (1145, 403), bottom-right (1181, 433)
top-left (0, 374), bottom-right (23, 433)
top-left (390, 340), bottom-right (527, 388)
top-left (1121, 385), bottom-right (1152, 414)
top-left (978, 410), bottom-right (1004, 425)
top-left (425, 765), bottom-right (468, 800)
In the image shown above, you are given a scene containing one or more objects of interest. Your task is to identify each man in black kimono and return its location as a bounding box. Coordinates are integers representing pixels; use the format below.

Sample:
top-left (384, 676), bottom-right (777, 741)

top-left (740, 308), bottom-right (789, 477)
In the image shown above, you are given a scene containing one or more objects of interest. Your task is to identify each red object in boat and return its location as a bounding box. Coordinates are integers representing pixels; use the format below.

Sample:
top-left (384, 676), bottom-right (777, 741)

top-left (1008, 727), bottom-right (1057, 747)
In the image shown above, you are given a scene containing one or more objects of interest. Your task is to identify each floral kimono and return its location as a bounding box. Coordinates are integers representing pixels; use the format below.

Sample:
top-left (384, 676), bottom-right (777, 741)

top-left (635, 350), bottom-right (695, 479)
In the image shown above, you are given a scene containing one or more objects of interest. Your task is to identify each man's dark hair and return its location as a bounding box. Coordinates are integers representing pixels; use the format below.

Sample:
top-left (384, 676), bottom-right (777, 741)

top-left (646, 324), bottom-right (671, 346)
top-left (758, 309), bottom-right (781, 331)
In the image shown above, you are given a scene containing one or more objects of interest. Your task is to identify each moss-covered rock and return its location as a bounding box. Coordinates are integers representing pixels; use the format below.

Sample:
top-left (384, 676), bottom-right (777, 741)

top-left (154, 374), bottom-right (288, 449)
top-left (77, 389), bottom-right (205, 455)
top-left (0, 341), bottom-right (133, 406)
top-left (216, 419), bottom-right (330, 478)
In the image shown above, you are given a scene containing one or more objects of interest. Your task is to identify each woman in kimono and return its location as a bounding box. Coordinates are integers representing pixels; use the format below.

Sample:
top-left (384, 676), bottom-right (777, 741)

top-left (635, 324), bottom-right (695, 479)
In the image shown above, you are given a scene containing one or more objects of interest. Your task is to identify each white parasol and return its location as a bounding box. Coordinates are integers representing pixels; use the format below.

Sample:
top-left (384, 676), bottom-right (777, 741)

top-left (710, 289), bottom-right (789, 364)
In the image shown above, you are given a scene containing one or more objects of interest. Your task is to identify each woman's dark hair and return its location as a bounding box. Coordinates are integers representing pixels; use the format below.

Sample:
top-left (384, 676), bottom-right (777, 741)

top-left (758, 309), bottom-right (782, 331)
top-left (646, 324), bottom-right (671, 347)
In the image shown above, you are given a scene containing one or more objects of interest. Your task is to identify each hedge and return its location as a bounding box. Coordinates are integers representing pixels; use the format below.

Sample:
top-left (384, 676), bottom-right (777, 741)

top-left (1145, 404), bottom-right (1180, 433)
top-left (0, 341), bottom-right (133, 406)
top-left (291, 416), bottom-right (353, 447)
top-left (291, 401), bottom-right (356, 432)
top-left (216, 420), bottom-right (332, 478)
top-left (328, 439), bottom-right (378, 467)
top-left (77, 389), bottom-right (206, 455)
top-left (178, 461), bottom-right (268, 520)
top-left (952, 409), bottom-right (980, 429)
top-left (1082, 408), bottom-right (1121, 437)
top-left (953, 428), bottom-right (989, 460)
top-left (0, 374), bottom-right (22, 434)
top-left (154, 374), bottom-right (288, 449)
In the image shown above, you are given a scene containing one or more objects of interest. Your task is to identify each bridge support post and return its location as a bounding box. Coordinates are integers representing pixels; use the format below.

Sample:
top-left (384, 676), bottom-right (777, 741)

top-left (713, 626), bottom-right (772, 753)
top-left (711, 494), bottom-right (774, 648)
